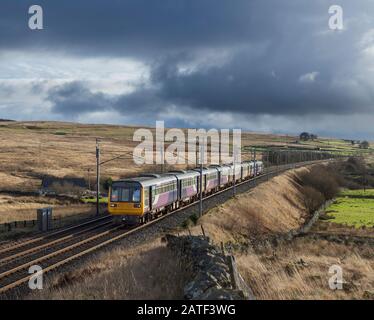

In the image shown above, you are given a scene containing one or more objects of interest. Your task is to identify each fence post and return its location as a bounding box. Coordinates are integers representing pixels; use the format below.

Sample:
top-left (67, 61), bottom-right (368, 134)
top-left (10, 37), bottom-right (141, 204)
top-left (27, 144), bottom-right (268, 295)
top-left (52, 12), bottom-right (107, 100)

top-left (220, 242), bottom-right (225, 255)
top-left (201, 224), bottom-right (206, 237)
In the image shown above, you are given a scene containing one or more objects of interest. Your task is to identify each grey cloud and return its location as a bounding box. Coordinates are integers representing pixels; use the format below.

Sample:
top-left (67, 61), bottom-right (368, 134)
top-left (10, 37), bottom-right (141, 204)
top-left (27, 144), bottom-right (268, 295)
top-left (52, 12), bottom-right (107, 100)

top-left (2, 0), bottom-right (374, 138)
top-left (0, 83), bottom-right (15, 97)
top-left (47, 82), bottom-right (114, 114)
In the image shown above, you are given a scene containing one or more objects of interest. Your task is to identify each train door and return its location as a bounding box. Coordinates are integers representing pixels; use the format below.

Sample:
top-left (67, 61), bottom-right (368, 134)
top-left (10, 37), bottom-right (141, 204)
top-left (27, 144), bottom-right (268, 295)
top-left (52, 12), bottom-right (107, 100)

top-left (150, 185), bottom-right (156, 210)
top-left (178, 178), bottom-right (182, 200)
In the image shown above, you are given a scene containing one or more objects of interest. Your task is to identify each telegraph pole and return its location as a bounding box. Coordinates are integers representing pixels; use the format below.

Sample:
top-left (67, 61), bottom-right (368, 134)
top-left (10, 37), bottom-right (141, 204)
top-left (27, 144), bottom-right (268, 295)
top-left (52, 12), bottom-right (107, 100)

top-left (87, 168), bottom-right (91, 191)
top-left (199, 136), bottom-right (204, 217)
top-left (254, 148), bottom-right (257, 175)
top-left (233, 151), bottom-right (237, 196)
top-left (96, 139), bottom-right (100, 216)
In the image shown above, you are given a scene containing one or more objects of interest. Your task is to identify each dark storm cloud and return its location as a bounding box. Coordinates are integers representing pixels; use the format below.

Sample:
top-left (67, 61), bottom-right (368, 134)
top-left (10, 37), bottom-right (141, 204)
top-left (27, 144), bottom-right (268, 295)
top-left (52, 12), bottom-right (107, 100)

top-left (2, 0), bottom-right (374, 122)
top-left (48, 81), bottom-right (168, 117)
top-left (146, 51), bottom-right (371, 116)
top-left (47, 82), bottom-right (114, 114)
top-left (0, 0), bottom-right (269, 57)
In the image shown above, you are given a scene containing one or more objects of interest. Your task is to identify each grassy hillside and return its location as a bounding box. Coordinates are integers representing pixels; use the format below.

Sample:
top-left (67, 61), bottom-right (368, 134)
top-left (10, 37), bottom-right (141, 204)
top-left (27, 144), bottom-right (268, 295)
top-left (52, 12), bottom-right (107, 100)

top-left (0, 120), bottom-right (370, 193)
top-left (0, 121), bottom-right (372, 226)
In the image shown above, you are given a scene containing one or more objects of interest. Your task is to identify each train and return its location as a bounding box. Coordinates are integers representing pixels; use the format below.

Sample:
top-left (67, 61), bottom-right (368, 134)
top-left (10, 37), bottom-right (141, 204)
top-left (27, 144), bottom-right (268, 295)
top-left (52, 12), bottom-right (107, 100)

top-left (108, 161), bottom-right (263, 224)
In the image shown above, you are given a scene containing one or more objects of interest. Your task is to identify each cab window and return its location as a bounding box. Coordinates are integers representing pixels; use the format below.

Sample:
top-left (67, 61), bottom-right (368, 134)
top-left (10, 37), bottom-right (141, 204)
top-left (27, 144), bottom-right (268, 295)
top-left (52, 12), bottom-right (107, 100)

top-left (111, 185), bottom-right (141, 203)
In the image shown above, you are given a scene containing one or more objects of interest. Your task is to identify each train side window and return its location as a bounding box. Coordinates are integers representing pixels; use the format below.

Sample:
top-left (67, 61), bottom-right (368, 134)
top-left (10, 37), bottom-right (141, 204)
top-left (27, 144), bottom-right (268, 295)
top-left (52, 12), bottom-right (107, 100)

top-left (133, 189), bottom-right (141, 202)
top-left (144, 188), bottom-right (149, 205)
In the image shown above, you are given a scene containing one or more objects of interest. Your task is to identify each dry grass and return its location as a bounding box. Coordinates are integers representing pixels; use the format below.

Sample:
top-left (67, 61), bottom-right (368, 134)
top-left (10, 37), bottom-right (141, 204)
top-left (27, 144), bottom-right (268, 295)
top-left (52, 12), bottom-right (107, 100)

top-left (28, 239), bottom-right (189, 300)
top-left (192, 166), bottom-right (312, 244)
top-left (187, 163), bottom-right (374, 300)
top-left (0, 194), bottom-right (95, 224)
top-left (237, 238), bottom-right (374, 300)
top-left (189, 164), bottom-right (344, 245)
top-left (0, 121), bottom-right (361, 224)
top-left (0, 121), bottom-right (278, 223)
top-left (0, 121), bottom-right (276, 193)
top-left (311, 220), bottom-right (374, 237)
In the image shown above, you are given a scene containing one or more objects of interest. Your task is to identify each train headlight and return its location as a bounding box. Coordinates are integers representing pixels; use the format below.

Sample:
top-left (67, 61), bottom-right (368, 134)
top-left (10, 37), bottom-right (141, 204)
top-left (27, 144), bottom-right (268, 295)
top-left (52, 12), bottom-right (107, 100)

top-left (110, 204), bottom-right (117, 207)
top-left (133, 203), bottom-right (141, 208)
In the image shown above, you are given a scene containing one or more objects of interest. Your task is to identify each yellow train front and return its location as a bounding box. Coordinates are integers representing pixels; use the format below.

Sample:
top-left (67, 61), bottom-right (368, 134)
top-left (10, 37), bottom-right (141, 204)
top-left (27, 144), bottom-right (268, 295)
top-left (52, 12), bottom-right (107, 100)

top-left (108, 175), bottom-right (179, 224)
top-left (108, 179), bottom-right (145, 224)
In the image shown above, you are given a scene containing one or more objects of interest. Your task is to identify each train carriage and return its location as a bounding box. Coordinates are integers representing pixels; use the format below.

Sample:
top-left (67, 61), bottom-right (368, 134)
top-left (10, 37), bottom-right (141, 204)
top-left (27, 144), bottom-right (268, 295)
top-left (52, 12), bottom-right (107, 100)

top-left (249, 161), bottom-right (255, 177)
top-left (192, 167), bottom-right (220, 193)
top-left (256, 161), bottom-right (263, 175)
top-left (164, 170), bottom-right (199, 202)
top-left (241, 162), bottom-right (251, 180)
top-left (109, 174), bottom-right (178, 224)
top-left (209, 164), bottom-right (232, 187)
top-left (230, 164), bottom-right (242, 182)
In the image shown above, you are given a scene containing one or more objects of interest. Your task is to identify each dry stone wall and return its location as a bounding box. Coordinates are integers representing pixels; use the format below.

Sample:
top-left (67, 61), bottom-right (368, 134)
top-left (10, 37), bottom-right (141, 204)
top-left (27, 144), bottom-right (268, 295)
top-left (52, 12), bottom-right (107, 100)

top-left (165, 234), bottom-right (255, 300)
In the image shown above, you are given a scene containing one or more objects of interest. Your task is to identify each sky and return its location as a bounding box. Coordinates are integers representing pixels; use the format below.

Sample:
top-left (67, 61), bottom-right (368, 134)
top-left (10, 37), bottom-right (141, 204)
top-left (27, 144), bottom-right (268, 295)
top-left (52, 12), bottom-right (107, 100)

top-left (1, 1), bottom-right (374, 139)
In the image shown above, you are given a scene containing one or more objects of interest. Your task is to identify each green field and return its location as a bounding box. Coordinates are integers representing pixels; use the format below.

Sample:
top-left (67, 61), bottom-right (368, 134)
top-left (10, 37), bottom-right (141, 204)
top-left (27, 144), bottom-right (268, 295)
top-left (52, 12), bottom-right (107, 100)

top-left (325, 189), bottom-right (374, 227)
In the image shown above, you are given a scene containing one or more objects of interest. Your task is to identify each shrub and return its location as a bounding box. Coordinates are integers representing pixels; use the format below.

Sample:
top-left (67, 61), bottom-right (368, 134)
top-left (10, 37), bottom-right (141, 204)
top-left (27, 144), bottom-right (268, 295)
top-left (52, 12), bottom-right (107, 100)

top-left (298, 165), bottom-right (342, 201)
top-left (302, 186), bottom-right (325, 214)
top-left (50, 182), bottom-right (85, 197)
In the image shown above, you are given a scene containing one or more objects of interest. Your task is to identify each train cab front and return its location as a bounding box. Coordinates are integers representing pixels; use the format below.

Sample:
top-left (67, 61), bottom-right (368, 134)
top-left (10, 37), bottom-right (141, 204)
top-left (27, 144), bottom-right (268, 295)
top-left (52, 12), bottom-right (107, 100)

top-left (108, 181), bottom-right (143, 225)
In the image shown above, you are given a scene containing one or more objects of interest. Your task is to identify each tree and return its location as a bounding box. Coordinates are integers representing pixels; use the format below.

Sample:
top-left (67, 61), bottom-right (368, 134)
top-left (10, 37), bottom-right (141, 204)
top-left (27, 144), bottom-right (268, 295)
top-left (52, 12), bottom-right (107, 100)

top-left (299, 132), bottom-right (310, 141)
top-left (310, 134), bottom-right (318, 141)
top-left (102, 177), bottom-right (113, 191)
top-left (359, 141), bottom-right (370, 149)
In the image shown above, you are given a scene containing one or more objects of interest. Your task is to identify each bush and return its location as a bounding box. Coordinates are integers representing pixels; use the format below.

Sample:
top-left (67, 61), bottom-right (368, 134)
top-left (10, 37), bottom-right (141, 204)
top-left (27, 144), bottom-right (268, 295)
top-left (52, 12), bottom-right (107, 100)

top-left (345, 157), bottom-right (365, 172)
top-left (302, 186), bottom-right (325, 214)
top-left (50, 182), bottom-right (85, 197)
top-left (359, 141), bottom-right (370, 149)
top-left (298, 165), bottom-right (342, 201)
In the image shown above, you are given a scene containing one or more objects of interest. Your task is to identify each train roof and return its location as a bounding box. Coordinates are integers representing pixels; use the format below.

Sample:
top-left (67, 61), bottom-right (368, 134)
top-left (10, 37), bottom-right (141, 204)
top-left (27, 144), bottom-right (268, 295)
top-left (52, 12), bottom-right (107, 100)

top-left (164, 170), bottom-right (199, 179)
top-left (192, 167), bottom-right (218, 174)
top-left (113, 174), bottom-right (177, 187)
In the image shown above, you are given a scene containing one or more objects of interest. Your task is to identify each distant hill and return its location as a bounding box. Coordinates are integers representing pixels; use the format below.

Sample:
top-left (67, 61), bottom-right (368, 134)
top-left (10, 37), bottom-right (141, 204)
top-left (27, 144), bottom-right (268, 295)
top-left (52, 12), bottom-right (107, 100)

top-left (0, 119), bottom-right (15, 122)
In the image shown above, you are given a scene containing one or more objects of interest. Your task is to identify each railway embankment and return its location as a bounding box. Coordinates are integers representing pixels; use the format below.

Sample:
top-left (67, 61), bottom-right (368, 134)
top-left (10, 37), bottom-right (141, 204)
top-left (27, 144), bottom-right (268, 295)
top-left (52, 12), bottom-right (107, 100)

top-left (187, 162), bottom-right (344, 245)
top-left (183, 160), bottom-right (374, 300)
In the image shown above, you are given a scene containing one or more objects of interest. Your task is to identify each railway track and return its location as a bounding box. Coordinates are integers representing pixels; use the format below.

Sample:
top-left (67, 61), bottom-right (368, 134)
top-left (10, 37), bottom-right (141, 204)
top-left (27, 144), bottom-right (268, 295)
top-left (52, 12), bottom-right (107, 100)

top-left (0, 160), bottom-right (329, 296)
top-left (0, 214), bottom-right (112, 256)
top-left (0, 219), bottom-right (113, 265)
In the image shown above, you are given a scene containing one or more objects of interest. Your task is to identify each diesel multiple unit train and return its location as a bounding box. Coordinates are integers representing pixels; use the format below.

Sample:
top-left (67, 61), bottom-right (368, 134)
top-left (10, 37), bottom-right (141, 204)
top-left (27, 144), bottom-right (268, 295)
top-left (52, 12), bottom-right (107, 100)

top-left (108, 161), bottom-right (263, 224)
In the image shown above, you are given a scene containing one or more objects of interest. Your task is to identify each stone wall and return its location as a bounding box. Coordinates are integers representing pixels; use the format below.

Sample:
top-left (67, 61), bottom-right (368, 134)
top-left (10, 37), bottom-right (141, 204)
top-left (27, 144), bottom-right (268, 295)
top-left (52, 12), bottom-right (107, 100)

top-left (165, 234), bottom-right (255, 300)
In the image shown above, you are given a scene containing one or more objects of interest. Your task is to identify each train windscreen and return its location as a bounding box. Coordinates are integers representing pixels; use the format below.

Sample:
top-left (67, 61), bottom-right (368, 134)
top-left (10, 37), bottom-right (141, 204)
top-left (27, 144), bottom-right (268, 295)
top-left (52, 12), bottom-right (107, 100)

top-left (110, 183), bottom-right (141, 203)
